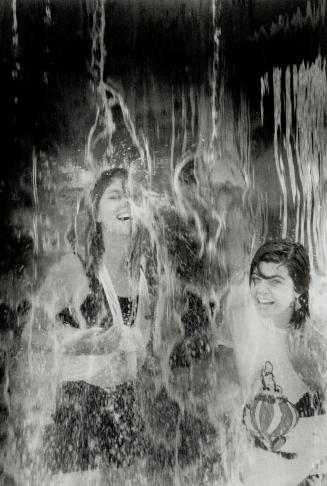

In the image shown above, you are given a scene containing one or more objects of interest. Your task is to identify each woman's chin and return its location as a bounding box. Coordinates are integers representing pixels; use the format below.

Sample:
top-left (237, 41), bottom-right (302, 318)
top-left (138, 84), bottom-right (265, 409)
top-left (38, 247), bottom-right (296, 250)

top-left (104, 225), bottom-right (132, 237)
top-left (255, 303), bottom-right (276, 318)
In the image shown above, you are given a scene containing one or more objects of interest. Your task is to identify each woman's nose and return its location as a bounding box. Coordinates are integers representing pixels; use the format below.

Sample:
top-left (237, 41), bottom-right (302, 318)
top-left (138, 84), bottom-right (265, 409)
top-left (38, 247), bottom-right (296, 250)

top-left (119, 196), bottom-right (129, 207)
top-left (118, 198), bottom-right (131, 214)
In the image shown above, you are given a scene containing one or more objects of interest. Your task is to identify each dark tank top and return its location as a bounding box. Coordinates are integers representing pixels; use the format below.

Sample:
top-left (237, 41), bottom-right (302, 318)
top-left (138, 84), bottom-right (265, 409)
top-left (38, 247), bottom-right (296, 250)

top-left (44, 272), bottom-right (145, 473)
top-left (58, 266), bottom-right (135, 329)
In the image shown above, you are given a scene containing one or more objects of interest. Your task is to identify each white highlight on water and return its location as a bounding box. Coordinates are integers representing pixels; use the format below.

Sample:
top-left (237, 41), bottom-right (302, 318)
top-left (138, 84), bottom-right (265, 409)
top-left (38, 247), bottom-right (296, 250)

top-left (262, 56), bottom-right (327, 271)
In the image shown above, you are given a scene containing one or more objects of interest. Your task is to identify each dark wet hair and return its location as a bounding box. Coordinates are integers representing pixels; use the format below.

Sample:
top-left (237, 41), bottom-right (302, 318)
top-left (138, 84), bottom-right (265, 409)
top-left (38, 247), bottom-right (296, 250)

top-left (65, 167), bottom-right (143, 326)
top-left (250, 239), bottom-right (310, 329)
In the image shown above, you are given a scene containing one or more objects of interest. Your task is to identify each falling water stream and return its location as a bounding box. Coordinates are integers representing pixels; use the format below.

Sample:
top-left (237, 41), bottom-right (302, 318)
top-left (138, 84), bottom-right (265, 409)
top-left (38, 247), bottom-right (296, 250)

top-left (1, 0), bottom-right (327, 485)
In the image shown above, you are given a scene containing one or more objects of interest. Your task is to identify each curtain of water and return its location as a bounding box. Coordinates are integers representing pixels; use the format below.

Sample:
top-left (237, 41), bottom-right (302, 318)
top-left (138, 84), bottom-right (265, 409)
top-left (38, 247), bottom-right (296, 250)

top-left (43, 0), bottom-right (51, 84)
top-left (3, 1), bottom-right (259, 484)
top-left (86, 0), bottom-right (150, 177)
top-left (11, 0), bottom-right (19, 82)
top-left (262, 56), bottom-right (327, 271)
top-left (211, 0), bottom-right (222, 154)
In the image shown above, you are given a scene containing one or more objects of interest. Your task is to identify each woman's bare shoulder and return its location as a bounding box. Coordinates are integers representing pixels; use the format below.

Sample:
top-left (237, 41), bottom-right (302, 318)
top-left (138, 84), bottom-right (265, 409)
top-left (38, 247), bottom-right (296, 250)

top-left (37, 253), bottom-right (89, 302)
top-left (289, 322), bottom-right (327, 390)
top-left (50, 252), bottom-right (85, 275)
top-left (44, 253), bottom-right (85, 282)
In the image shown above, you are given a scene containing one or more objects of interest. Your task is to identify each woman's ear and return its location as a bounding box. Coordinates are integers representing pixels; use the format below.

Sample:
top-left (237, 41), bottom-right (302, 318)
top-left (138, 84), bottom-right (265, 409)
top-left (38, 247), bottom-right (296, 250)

top-left (96, 206), bottom-right (103, 223)
top-left (294, 292), bottom-right (301, 311)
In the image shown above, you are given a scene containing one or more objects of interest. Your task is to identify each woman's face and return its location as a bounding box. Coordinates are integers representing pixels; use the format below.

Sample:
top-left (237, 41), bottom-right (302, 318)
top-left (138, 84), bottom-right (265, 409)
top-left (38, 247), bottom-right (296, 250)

top-left (250, 261), bottom-right (298, 323)
top-left (97, 176), bottom-right (131, 235)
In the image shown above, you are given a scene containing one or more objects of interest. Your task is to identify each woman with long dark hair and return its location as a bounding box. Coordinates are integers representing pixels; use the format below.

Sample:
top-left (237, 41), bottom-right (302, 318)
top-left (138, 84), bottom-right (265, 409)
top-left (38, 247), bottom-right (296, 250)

top-left (24, 166), bottom-right (152, 479)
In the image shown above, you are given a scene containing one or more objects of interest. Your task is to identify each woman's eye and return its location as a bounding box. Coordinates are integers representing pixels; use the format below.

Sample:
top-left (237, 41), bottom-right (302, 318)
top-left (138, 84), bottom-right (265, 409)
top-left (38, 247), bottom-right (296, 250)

top-left (271, 279), bottom-right (281, 285)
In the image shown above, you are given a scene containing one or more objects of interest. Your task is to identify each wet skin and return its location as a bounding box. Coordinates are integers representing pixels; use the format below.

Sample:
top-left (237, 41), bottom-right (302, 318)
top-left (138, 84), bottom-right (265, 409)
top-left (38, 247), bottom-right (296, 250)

top-left (250, 262), bottom-right (299, 328)
top-left (97, 177), bottom-right (131, 236)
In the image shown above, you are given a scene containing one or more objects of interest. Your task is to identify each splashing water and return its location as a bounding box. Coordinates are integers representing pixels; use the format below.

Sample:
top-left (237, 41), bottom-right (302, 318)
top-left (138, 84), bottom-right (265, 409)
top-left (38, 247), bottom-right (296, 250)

top-left (11, 0), bottom-right (20, 110)
top-left (87, 0), bottom-right (149, 176)
top-left (262, 55), bottom-right (327, 271)
top-left (3, 1), bottom-right (264, 485)
top-left (256, 55), bottom-right (327, 486)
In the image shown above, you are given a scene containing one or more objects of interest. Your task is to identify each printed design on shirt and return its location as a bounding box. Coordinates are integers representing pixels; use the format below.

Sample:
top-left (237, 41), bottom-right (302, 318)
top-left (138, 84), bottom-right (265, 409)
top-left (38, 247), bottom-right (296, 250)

top-left (243, 361), bottom-right (299, 455)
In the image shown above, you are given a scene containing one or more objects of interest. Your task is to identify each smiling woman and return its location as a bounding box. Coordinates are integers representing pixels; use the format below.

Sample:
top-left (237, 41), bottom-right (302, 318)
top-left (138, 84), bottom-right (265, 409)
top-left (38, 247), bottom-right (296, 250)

top-left (249, 241), bottom-right (310, 330)
top-left (87, 168), bottom-right (136, 299)
top-left (250, 269), bottom-right (307, 334)
top-left (22, 167), bottom-right (152, 478)
top-left (96, 173), bottom-right (131, 234)
top-left (221, 240), bottom-right (327, 486)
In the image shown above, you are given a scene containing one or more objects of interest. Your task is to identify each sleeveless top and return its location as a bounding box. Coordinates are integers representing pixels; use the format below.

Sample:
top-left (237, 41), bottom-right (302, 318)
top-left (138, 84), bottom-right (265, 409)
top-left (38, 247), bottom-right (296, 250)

top-left (44, 260), bottom-right (146, 474)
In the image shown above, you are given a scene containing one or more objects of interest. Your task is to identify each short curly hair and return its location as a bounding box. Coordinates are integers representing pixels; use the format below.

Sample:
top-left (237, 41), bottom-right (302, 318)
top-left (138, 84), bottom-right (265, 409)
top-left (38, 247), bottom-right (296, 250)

top-left (250, 239), bottom-right (310, 329)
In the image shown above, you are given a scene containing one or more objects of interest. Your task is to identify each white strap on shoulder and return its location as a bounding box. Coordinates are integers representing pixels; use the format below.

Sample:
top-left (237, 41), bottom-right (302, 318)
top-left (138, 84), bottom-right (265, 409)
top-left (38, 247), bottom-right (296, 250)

top-left (98, 263), bottom-right (125, 330)
top-left (134, 268), bottom-right (150, 328)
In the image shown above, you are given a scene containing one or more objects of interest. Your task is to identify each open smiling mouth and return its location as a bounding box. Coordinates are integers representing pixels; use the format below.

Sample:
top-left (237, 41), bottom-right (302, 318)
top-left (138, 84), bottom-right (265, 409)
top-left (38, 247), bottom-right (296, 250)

top-left (116, 212), bottom-right (130, 221)
top-left (257, 298), bottom-right (274, 306)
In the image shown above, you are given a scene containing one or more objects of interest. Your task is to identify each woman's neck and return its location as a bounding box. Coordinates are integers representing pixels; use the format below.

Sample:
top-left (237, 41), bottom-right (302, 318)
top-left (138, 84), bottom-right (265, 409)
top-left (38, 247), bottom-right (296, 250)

top-left (271, 306), bottom-right (293, 330)
top-left (101, 231), bottom-right (131, 297)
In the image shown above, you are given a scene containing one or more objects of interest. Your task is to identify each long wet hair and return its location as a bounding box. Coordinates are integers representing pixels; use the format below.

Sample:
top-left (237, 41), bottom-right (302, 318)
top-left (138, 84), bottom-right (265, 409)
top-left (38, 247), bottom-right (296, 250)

top-left (82, 167), bottom-right (142, 326)
top-left (250, 239), bottom-right (310, 329)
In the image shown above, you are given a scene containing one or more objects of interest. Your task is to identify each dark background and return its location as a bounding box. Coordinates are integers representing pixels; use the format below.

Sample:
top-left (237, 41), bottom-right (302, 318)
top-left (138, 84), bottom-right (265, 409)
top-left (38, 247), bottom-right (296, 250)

top-left (0, 0), bottom-right (324, 283)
